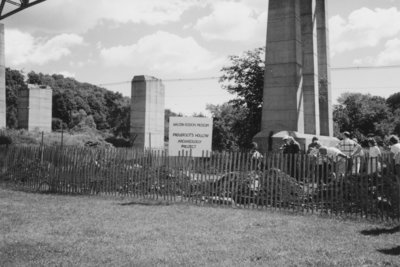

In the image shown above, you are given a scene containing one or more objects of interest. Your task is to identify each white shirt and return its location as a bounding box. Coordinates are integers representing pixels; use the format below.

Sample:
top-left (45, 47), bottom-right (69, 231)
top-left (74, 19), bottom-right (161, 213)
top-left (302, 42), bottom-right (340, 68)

top-left (369, 146), bottom-right (381, 158)
top-left (390, 143), bottom-right (400, 158)
top-left (390, 143), bottom-right (400, 164)
top-left (252, 150), bottom-right (263, 160)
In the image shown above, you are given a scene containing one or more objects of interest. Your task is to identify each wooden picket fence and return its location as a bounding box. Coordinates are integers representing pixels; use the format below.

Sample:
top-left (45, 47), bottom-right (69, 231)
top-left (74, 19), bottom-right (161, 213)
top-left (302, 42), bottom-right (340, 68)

top-left (0, 145), bottom-right (399, 222)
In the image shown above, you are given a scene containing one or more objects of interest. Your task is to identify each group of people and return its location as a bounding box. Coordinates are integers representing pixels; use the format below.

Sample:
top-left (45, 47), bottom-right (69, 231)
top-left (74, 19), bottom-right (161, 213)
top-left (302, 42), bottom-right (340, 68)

top-left (249, 132), bottom-right (400, 179)
top-left (305, 132), bottom-right (400, 177)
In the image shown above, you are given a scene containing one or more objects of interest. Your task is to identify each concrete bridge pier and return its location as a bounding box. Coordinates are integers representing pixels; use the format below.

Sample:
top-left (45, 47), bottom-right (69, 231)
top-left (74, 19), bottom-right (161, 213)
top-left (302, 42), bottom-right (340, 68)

top-left (254, 0), bottom-right (337, 152)
top-left (0, 23), bottom-right (5, 128)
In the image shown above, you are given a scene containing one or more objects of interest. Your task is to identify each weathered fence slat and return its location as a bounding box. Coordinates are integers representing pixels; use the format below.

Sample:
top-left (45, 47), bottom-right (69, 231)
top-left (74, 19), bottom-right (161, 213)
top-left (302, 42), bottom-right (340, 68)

top-left (1, 145), bottom-right (400, 223)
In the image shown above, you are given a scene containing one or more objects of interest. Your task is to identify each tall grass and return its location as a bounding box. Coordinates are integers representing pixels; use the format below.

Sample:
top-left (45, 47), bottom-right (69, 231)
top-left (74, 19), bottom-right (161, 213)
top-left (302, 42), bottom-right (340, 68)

top-left (0, 128), bottom-right (112, 148)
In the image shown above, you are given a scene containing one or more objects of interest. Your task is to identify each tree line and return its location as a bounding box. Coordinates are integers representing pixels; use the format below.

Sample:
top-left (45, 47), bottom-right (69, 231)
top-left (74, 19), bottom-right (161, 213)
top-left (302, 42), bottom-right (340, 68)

top-left (6, 68), bottom-right (131, 137)
top-left (5, 68), bottom-right (183, 146)
top-left (5, 47), bottom-right (400, 149)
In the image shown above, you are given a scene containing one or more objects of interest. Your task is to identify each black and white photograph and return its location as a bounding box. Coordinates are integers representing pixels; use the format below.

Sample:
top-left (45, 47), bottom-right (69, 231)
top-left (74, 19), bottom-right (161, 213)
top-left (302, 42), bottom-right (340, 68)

top-left (0, 0), bottom-right (400, 266)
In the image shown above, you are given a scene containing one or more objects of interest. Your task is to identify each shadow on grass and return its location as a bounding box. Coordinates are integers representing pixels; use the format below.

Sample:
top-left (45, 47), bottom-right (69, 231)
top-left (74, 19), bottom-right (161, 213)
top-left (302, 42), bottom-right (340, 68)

top-left (360, 226), bottom-right (400, 236)
top-left (377, 246), bottom-right (400, 256)
top-left (118, 200), bottom-right (170, 206)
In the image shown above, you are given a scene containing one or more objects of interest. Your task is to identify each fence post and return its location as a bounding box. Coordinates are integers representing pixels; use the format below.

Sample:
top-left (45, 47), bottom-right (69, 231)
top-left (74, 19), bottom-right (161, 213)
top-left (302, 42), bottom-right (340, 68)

top-left (60, 127), bottom-right (64, 150)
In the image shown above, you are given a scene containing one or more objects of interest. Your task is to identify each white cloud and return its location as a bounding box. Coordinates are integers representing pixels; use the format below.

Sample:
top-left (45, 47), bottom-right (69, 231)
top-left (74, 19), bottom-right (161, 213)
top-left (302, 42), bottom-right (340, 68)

top-left (5, 29), bottom-right (84, 66)
top-left (6, 0), bottom-right (205, 33)
top-left (100, 31), bottom-right (225, 75)
top-left (194, 1), bottom-right (267, 43)
top-left (354, 38), bottom-right (400, 65)
top-left (330, 7), bottom-right (400, 55)
top-left (4, 29), bottom-right (34, 65)
top-left (242, 0), bottom-right (269, 12)
top-left (57, 71), bottom-right (76, 78)
top-left (100, 0), bottom-right (199, 25)
top-left (376, 38), bottom-right (400, 65)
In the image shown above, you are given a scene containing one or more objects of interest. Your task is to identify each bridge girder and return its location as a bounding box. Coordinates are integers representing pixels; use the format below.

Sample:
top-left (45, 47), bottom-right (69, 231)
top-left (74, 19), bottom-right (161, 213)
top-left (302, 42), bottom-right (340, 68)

top-left (0, 0), bottom-right (46, 20)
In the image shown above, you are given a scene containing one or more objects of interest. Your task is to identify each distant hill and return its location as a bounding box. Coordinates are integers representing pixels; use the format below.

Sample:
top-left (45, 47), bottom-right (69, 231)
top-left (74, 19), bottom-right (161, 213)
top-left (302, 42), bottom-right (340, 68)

top-left (6, 68), bottom-right (131, 138)
top-left (5, 68), bottom-right (185, 148)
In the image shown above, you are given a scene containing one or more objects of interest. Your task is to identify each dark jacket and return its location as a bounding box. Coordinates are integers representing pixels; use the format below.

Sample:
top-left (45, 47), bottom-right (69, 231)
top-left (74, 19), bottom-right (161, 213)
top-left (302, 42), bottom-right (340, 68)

top-left (282, 142), bottom-right (301, 154)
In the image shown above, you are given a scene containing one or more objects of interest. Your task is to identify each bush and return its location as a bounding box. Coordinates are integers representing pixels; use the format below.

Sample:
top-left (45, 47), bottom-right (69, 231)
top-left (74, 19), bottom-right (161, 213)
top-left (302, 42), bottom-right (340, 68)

top-left (105, 136), bottom-right (133, 147)
top-left (52, 118), bottom-right (67, 131)
top-left (0, 134), bottom-right (12, 146)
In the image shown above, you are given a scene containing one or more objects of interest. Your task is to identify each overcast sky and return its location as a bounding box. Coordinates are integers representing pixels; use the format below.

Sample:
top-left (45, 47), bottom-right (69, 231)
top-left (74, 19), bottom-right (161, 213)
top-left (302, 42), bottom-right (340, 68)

top-left (3, 0), bottom-right (400, 115)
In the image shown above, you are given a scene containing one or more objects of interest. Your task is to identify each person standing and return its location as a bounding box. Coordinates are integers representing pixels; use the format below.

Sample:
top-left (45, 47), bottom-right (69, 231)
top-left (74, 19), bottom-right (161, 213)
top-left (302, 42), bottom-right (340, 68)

top-left (280, 136), bottom-right (301, 178)
top-left (367, 137), bottom-right (381, 174)
top-left (389, 135), bottom-right (400, 174)
top-left (351, 138), bottom-right (365, 174)
top-left (307, 136), bottom-right (320, 154)
top-left (306, 137), bottom-right (321, 179)
top-left (250, 142), bottom-right (263, 171)
top-left (318, 146), bottom-right (349, 179)
top-left (308, 141), bottom-right (325, 181)
top-left (389, 135), bottom-right (400, 216)
top-left (281, 136), bottom-right (301, 154)
top-left (336, 131), bottom-right (357, 172)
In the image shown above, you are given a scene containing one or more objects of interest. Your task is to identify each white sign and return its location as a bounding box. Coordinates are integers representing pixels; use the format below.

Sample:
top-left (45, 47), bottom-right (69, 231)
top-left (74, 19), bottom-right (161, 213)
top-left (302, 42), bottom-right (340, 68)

top-left (168, 117), bottom-right (213, 157)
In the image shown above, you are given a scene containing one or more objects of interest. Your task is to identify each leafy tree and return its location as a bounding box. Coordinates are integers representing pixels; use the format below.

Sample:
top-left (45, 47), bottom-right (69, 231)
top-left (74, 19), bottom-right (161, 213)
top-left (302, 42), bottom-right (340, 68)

top-left (207, 103), bottom-right (247, 151)
top-left (385, 92), bottom-right (400, 136)
top-left (72, 112), bottom-right (97, 132)
top-left (192, 112), bottom-right (206, 117)
top-left (6, 68), bottom-right (28, 128)
top-left (52, 118), bottom-right (67, 131)
top-left (104, 91), bottom-right (130, 134)
top-left (164, 109), bottom-right (182, 141)
top-left (27, 71), bottom-right (42, 85)
top-left (390, 109), bottom-right (400, 136)
top-left (386, 92), bottom-right (400, 111)
top-left (219, 47), bottom-right (265, 148)
top-left (110, 102), bottom-right (130, 138)
top-left (25, 70), bottom-right (130, 133)
top-left (5, 68), bottom-right (135, 147)
top-left (333, 93), bottom-right (392, 140)
top-left (74, 95), bottom-right (91, 114)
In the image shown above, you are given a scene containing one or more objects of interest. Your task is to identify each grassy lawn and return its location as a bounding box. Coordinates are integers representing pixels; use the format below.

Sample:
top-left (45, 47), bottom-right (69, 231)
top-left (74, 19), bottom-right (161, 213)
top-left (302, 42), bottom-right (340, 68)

top-left (0, 188), bottom-right (399, 266)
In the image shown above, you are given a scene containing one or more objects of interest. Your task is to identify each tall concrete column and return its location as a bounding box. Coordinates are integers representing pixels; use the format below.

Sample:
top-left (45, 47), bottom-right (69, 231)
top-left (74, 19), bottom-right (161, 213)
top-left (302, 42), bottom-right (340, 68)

top-left (260, 0), bottom-right (304, 136)
top-left (17, 85), bottom-right (52, 132)
top-left (316, 0), bottom-right (333, 136)
top-left (254, 0), bottom-right (337, 151)
top-left (130, 75), bottom-right (165, 150)
top-left (301, 0), bottom-right (320, 135)
top-left (0, 24), bottom-right (5, 128)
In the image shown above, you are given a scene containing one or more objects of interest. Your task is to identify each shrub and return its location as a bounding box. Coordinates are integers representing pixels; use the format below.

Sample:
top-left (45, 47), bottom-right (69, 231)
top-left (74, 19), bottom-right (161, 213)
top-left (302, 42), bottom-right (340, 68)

top-left (0, 134), bottom-right (12, 146)
top-left (105, 136), bottom-right (133, 147)
top-left (52, 118), bottom-right (67, 131)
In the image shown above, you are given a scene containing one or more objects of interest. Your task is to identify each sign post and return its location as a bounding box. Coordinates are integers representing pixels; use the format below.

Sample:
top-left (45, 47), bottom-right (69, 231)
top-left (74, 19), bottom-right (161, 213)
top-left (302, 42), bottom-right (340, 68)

top-left (168, 117), bottom-right (213, 157)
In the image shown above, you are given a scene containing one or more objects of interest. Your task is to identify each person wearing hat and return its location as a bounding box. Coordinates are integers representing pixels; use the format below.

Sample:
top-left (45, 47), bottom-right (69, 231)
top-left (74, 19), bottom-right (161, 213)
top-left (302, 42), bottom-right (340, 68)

top-left (280, 136), bottom-right (301, 179)
top-left (280, 136), bottom-right (301, 154)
